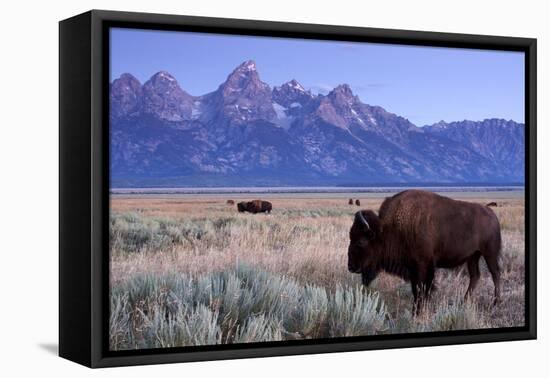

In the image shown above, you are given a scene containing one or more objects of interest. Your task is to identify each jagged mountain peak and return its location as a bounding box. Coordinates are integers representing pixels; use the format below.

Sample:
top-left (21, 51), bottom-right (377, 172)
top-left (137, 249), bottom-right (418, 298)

top-left (273, 79), bottom-right (313, 109)
top-left (148, 70), bottom-right (179, 83)
top-left (235, 59), bottom-right (257, 72)
top-left (426, 118), bottom-right (524, 130)
top-left (275, 79), bottom-right (311, 97)
top-left (111, 73), bottom-right (142, 94)
top-left (115, 73), bottom-right (141, 85)
top-left (111, 74), bottom-right (141, 95)
top-left (196, 60), bottom-right (275, 126)
top-left (329, 84), bottom-right (356, 100)
top-left (282, 79), bottom-right (306, 91)
top-left (226, 60), bottom-right (260, 81)
top-left (110, 65), bottom-right (525, 186)
top-left (140, 71), bottom-right (194, 122)
top-left (110, 73), bottom-right (142, 119)
top-left (308, 84), bottom-right (362, 129)
top-left (143, 71), bottom-right (189, 94)
top-left (324, 84), bottom-right (361, 113)
top-left (219, 60), bottom-right (269, 96)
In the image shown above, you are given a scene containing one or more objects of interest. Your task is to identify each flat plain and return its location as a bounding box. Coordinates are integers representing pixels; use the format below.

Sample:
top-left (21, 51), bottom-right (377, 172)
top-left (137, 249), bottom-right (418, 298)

top-left (109, 191), bottom-right (525, 350)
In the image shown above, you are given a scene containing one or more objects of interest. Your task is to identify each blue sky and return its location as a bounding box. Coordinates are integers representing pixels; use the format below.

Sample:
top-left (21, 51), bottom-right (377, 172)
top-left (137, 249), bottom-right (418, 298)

top-left (110, 28), bottom-right (525, 126)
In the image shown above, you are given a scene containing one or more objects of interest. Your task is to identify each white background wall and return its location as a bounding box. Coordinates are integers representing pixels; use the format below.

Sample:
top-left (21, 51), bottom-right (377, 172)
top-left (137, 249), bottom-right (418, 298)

top-left (0, 0), bottom-right (547, 376)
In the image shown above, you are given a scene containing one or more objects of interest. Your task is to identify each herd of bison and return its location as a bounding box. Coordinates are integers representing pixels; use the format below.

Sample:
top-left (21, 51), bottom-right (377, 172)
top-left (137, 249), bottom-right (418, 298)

top-left (230, 198), bottom-right (365, 213)
top-left (227, 190), bottom-right (502, 313)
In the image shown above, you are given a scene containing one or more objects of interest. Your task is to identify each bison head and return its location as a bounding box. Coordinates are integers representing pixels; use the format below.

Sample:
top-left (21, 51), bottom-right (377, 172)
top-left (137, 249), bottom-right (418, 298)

top-left (348, 210), bottom-right (381, 286)
top-left (237, 202), bottom-right (247, 212)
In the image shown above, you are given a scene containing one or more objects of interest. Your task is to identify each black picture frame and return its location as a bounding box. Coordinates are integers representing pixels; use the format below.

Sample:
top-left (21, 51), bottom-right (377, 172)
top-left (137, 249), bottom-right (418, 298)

top-left (59, 9), bottom-right (537, 368)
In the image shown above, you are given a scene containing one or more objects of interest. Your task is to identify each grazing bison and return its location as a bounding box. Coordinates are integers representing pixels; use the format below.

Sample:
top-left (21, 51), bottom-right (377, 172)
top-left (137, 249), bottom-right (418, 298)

top-left (237, 200), bottom-right (272, 214)
top-left (347, 190), bottom-right (501, 313)
top-left (486, 202), bottom-right (498, 207)
top-left (355, 199), bottom-right (361, 206)
top-left (349, 198), bottom-right (354, 205)
top-left (226, 200), bottom-right (235, 205)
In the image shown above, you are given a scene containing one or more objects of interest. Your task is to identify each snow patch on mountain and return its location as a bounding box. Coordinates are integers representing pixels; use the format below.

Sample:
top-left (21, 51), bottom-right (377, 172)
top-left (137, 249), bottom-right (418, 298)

top-left (272, 102), bottom-right (294, 129)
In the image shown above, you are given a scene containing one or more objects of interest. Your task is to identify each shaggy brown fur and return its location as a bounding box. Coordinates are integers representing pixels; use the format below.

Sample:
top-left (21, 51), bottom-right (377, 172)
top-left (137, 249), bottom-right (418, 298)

top-left (347, 190), bottom-right (501, 313)
top-left (237, 200), bottom-right (272, 214)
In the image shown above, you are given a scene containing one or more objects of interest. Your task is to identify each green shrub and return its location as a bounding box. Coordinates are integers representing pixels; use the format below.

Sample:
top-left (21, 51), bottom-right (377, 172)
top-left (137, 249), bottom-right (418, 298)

top-left (109, 265), bottom-right (388, 350)
top-left (110, 213), bottom-right (235, 255)
top-left (424, 300), bottom-right (484, 332)
top-left (235, 314), bottom-right (283, 343)
top-left (328, 286), bottom-right (387, 337)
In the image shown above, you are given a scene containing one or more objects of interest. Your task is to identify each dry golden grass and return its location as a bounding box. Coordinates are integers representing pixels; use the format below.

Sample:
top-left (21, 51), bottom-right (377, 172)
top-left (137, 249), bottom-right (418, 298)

top-left (109, 193), bottom-right (525, 348)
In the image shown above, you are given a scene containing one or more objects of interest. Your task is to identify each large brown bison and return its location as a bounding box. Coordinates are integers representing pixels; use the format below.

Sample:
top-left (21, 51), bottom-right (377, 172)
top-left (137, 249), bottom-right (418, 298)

top-left (347, 190), bottom-right (501, 313)
top-left (237, 200), bottom-right (272, 214)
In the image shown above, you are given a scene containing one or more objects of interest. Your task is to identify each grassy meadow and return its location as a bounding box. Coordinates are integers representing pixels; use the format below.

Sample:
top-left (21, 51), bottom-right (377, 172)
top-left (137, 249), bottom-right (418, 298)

top-left (109, 193), bottom-right (525, 351)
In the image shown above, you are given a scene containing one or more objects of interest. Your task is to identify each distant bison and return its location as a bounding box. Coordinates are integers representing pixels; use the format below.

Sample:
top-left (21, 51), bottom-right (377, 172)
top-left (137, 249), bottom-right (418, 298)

top-left (486, 202), bottom-right (498, 207)
top-left (237, 200), bottom-right (272, 214)
top-left (348, 190), bottom-right (501, 313)
top-left (348, 198), bottom-right (354, 205)
top-left (226, 200), bottom-right (235, 205)
top-left (355, 199), bottom-right (361, 206)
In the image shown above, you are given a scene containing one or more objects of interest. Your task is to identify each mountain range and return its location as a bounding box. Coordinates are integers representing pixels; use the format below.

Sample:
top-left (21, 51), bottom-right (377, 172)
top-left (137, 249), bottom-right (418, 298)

top-left (110, 60), bottom-right (525, 187)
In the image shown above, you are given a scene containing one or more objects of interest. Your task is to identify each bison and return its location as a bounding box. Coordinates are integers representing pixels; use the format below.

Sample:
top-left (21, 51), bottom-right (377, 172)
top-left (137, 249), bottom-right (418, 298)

top-left (237, 200), bottom-right (272, 214)
top-left (349, 198), bottom-right (354, 205)
top-left (227, 200), bottom-right (235, 205)
top-left (355, 199), bottom-right (361, 206)
top-left (486, 202), bottom-right (498, 207)
top-left (347, 190), bottom-right (501, 313)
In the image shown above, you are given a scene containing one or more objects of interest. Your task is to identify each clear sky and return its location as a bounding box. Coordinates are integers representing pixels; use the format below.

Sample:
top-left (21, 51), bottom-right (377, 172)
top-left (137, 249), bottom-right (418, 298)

top-left (110, 27), bottom-right (525, 126)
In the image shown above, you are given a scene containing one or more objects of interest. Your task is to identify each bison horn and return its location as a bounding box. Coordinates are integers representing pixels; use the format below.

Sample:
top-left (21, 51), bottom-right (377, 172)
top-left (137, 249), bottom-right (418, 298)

top-left (357, 211), bottom-right (370, 230)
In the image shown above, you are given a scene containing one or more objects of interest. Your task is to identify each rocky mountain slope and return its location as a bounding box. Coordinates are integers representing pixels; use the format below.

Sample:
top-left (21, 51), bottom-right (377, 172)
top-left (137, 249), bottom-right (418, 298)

top-left (110, 60), bottom-right (525, 187)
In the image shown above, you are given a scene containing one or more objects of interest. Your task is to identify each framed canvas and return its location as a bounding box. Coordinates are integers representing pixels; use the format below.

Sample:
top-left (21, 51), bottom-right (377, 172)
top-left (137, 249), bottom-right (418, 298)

top-left (59, 10), bottom-right (537, 368)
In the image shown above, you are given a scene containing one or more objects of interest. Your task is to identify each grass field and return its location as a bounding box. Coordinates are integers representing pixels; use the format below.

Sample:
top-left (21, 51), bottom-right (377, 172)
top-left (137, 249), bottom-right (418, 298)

top-left (109, 193), bottom-right (525, 350)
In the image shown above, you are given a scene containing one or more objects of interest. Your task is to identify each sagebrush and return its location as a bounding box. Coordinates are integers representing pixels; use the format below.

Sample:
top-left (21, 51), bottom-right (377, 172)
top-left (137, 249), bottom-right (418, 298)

top-left (110, 265), bottom-right (386, 349)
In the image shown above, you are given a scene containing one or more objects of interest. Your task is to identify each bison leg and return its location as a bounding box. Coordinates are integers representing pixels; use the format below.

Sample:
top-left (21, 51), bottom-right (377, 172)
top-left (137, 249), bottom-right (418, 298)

top-left (465, 252), bottom-right (482, 300)
top-left (424, 265), bottom-right (435, 296)
top-left (484, 253), bottom-right (501, 305)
